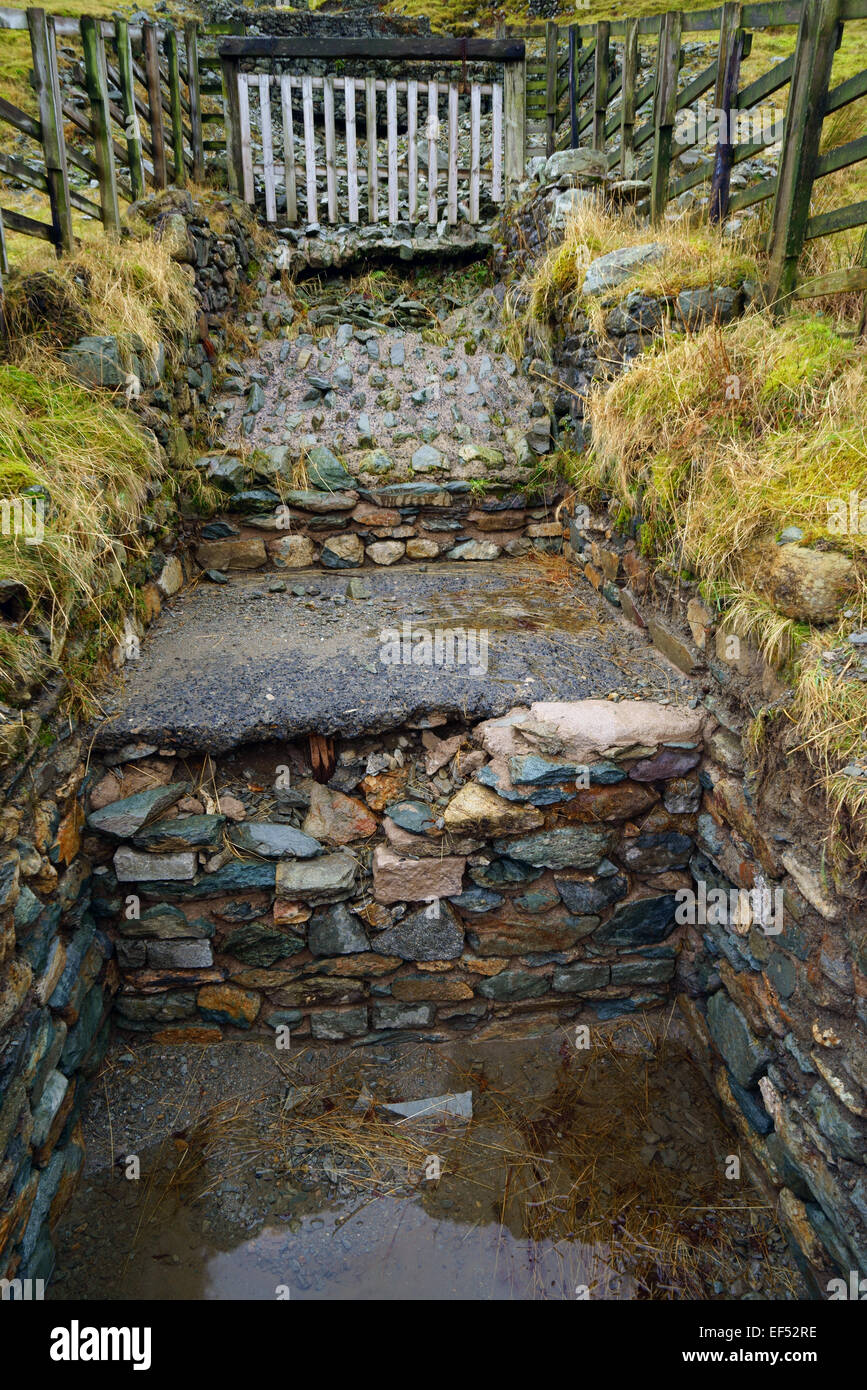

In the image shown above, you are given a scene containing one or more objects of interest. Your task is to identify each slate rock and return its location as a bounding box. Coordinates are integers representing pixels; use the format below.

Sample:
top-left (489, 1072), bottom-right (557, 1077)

top-left (492, 826), bottom-right (614, 870)
top-left (308, 902), bottom-right (370, 956)
top-left (554, 871), bottom-right (628, 914)
top-left (707, 990), bottom-right (773, 1088)
top-left (87, 782), bottom-right (188, 839)
top-left (229, 822), bottom-right (322, 859)
top-left (477, 970), bottom-right (549, 1002)
top-left (594, 894), bottom-right (678, 945)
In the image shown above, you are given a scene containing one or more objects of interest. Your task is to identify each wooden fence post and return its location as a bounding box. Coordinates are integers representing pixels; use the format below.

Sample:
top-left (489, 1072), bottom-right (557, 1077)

top-left (649, 9), bottom-right (682, 222)
top-left (767, 0), bottom-right (842, 304)
top-left (545, 20), bottom-right (558, 157)
top-left (620, 17), bottom-right (639, 177)
top-left (143, 21), bottom-right (167, 188)
top-left (709, 3), bottom-right (746, 223)
top-left (593, 21), bottom-right (610, 151)
top-left (115, 14), bottom-right (145, 201)
top-left (504, 56), bottom-right (526, 193)
top-left (857, 230), bottom-right (867, 341)
top-left (165, 26), bottom-right (186, 186)
top-left (221, 56), bottom-right (243, 196)
top-left (184, 20), bottom-right (205, 183)
top-left (27, 7), bottom-right (73, 252)
top-left (568, 24), bottom-right (581, 149)
top-left (80, 14), bottom-right (121, 232)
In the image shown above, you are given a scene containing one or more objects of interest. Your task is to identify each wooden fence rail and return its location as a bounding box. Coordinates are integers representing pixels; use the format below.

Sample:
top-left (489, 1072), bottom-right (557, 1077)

top-left (508, 0), bottom-right (867, 305)
top-left (0, 4), bottom-right (205, 283)
top-left (0, 3), bottom-right (866, 310)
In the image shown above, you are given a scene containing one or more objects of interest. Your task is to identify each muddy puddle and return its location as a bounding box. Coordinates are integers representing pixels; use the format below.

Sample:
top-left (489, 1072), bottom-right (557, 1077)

top-left (51, 1020), bottom-right (805, 1301)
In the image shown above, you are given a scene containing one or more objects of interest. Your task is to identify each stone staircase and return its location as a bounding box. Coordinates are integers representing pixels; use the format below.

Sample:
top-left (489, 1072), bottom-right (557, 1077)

top-left (188, 267), bottom-right (567, 579)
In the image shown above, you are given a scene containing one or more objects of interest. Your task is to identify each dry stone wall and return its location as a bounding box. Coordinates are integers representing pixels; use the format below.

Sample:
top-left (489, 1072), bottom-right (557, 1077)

top-left (82, 699), bottom-right (708, 1048)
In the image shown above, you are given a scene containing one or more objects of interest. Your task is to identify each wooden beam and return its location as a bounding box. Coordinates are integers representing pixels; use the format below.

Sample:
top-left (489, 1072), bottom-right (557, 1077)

top-left (184, 20), bottom-right (205, 183)
top-left (767, 0), bottom-right (843, 303)
top-left (568, 24), bottom-right (581, 149)
top-left (792, 266), bottom-right (867, 298)
top-left (650, 10), bottom-right (682, 221)
top-left (80, 14), bottom-right (120, 232)
top-left (805, 199), bottom-right (867, 239)
top-left (164, 25), bottom-right (185, 186)
top-left (27, 8), bottom-right (73, 252)
top-left (0, 93), bottom-right (41, 141)
top-left (218, 36), bottom-right (525, 60)
top-left (115, 14), bottom-right (145, 201)
top-left (143, 21), bottom-right (167, 188)
top-left (545, 20), bottom-right (558, 157)
top-left (220, 56), bottom-right (242, 196)
top-left (504, 57), bottom-right (526, 194)
top-left (620, 18), bottom-right (640, 176)
top-left (857, 231), bottom-right (867, 340)
top-left (709, 3), bottom-right (746, 223)
top-left (592, 21), bottom-right (610, 151)
top-left (0, 206), bottom-right (54, 240)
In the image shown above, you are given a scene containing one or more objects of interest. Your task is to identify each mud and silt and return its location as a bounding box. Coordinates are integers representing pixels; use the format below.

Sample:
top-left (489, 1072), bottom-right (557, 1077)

top-left (51, 1022), bottom-right (803, 1301)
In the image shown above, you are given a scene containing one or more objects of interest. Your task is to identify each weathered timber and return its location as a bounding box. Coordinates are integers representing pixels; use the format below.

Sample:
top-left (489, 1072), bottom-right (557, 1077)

top-left (27, 8), bottom-right (72, 251)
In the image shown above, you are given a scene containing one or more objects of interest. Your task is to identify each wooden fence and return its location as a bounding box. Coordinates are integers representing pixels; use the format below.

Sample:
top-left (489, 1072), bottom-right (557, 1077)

top-left (217, 36), bottom-right (526, 228)
top-left (0, 4), bottom-right (206, 287)
top-left (0, 3), bottom-right (865, 306)
top-left (508, 0), bottom-right (867, 302)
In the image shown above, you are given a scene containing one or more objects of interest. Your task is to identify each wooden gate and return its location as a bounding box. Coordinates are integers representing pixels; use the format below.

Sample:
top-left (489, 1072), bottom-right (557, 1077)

top-left (218, 36), bottom-right (526, 228)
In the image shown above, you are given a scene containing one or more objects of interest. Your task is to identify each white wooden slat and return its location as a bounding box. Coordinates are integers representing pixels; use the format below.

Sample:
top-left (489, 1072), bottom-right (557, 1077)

top-left (237, 71), bottom-right (254, 204)
top-left (407, 78), bottom-right (418, 223)
top-left (280, 75), bottom-right (297, 225)
top-left (259, 74), bottom-right (277, 223)
top-left (386, 78), bottom-right (398, 225)
top-left (447, 81), bottom-right (459, 226)
top-left (491, 81), bottom-right (503, 204)
top-left (469, 82), bottom-right (481, 225)
top-left (323, 74), bottom-right (337, 224)
top-left (344, 74), bottom-right (359, 224)
top-left (427, 79), bottom-right (438, 225)
top-left (365, 75), bottom-right (378, 223)
top-left (302, 74), bottom-right (317, 224)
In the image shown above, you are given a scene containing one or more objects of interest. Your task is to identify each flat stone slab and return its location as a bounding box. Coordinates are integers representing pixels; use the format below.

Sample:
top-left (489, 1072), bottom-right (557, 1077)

top-left (94, 561), bottom-right (693, 752)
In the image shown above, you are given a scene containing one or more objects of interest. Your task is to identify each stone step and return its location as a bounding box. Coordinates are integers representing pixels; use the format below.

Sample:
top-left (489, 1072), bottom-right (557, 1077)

top-left (191, 466), bottom-right (567, 575)
top-left (97, 559), bottom-right (694, 754)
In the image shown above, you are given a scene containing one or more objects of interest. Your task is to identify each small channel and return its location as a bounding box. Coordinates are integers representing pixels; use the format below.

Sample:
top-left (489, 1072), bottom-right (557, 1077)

top-left (50, 1023), bottom-right (804, 1301)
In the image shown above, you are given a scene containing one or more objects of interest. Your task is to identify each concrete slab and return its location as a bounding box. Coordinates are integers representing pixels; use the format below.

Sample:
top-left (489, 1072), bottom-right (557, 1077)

top-left (94, 561), bottom-right (694, 752)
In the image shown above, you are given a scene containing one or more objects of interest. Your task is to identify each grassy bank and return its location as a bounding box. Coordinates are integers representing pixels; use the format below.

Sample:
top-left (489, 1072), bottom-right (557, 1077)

top-left (580, 311), bottom-right (867, 860)
top-left (0, 231), bottom-right (197, 712)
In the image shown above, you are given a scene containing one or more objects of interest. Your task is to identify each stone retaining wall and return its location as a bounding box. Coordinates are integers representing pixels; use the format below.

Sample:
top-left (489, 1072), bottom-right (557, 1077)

top-left (565, 510), bottom-right (867, 1297)
top-left (82, 699), bottom-right (707, 1047)
top-left (193, 473), bottom-right (566, 574)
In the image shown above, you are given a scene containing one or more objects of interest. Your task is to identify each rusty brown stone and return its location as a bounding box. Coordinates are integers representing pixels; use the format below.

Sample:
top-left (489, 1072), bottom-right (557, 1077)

top-left (552, 781), bottom-right (658, 824)
top-left (303, 782), bottom-right (378, 845)
top-left (360, 767), bottom-right (411, 811)
top-left (391, 976), bottom-right (473, 1001)
top-left (152, 1026), bottom-right (223, 1045)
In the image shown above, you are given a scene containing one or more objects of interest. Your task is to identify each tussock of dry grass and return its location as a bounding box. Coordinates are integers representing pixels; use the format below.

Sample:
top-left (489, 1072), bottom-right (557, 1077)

top-left (502, 199), bottom-right (762, 357)
top-left (586, 313), bottom-right (866, 572)
top-left (0, 231), bottom-right (197, 704)
top-left (0, 360), bottom-right (159, 700)
top-left (3, 235), bottom-right (198, 366)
